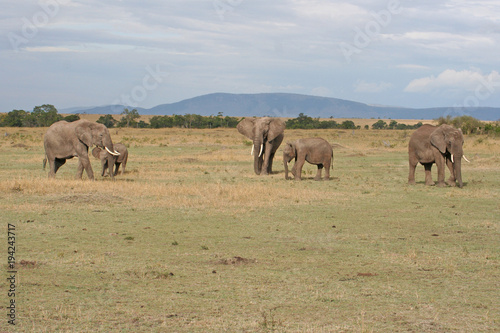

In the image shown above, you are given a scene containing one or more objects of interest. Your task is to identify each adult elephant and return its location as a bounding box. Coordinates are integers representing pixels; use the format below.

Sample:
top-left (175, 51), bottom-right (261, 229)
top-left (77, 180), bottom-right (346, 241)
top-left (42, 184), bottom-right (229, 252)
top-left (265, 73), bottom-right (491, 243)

top-left (92, 143), bottom-right (128, 177)
top-left (237, 117), bottom-right (285, 175)
top-left (408, 124), bottom-right (470, 188)
top-left (283, 137), bottom-right (333, 181)
top-left (43, 119), bottom-right (120, 180)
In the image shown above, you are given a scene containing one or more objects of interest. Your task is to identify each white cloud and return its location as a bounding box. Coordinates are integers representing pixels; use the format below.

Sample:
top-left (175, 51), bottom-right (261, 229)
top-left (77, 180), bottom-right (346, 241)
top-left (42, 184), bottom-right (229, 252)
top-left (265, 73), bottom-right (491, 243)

top-left (405, 69), bottom-right (500, 93)
top-left (1, 1), bottom-right (500, 110)
top-left (396, 64), bottom-right (430, 71)
top-left (355, 80), bottom-right (392, 93)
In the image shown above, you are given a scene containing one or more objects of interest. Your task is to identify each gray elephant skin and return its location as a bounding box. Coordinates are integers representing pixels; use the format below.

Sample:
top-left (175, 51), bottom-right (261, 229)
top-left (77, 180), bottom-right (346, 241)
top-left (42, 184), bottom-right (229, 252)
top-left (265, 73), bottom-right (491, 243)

top-left (408, 124), bottom-right (469, 188)
top-left (43, 119), bottom-right (120, 180)
top-left (283, 137), bottom-right (333, 181)
top-left (237, 117), bottom-right (286, 175)
top-left (92, 143), bottom-right (128, 177)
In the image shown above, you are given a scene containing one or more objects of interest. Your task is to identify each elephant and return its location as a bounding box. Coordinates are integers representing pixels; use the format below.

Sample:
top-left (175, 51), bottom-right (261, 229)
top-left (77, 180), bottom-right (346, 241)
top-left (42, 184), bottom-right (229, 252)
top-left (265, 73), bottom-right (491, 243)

top-left (237, 117), bottom-right (285, 175)
top-left (43, 119), bottom-right (120, 180)
top-left (408, 124), bottom-right (470, 188)
top-left (92, 143), bottom-right (128, 177)
top-left (283, 137), bottom-right (333, 181)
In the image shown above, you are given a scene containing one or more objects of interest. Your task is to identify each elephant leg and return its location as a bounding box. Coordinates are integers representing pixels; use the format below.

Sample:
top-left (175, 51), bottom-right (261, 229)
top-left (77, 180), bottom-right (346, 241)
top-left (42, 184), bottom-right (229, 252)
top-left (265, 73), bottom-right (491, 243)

top-left (48, 158), bottom-right (65, 178)
top-left (408, 159), bottom-right (418, 185)
top-left (294, 159), bottom-right (305, 180)
top-left (261, 142), bottom-right (275, 175)
top-left (76, 159), bottom-right (85, 179)
top-left (290, 161), bottom-right (296, 178)
top-left (255, 155), bottom-right (263, 175)
top-left (101, 160), bottom-right (107, 177)
top-left (267, 152), bottom-right (275, 174)
top-left (423, 163), bottom-right (435, 186)
top-left (323, 161), bottom-right (331, 180)
top-left (435, 158), bottom-right (446, 187)
top-left (77, 157), bottom-right (94, 180)
top-left (47, 159), bottom-right (56, 178)
top-left (114, 163), bottom-right (121, 176)
top-left (314, 164), bottom-right (323, 181)
top-left (261, 156), bottom-right (270, 175)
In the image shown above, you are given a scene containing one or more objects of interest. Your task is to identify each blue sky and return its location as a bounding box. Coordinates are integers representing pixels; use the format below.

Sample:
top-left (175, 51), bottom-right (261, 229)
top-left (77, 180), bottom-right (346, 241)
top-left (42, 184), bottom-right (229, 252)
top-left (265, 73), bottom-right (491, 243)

top-left (1, 0), bottom-right (500, 113)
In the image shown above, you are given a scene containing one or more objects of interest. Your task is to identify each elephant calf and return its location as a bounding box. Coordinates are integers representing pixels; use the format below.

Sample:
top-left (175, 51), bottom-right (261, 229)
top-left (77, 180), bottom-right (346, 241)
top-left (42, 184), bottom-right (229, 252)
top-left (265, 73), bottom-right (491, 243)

top-left (92, 143), bottom-right (128, 177)
top-left (283, 137), bottom-right (333, 181)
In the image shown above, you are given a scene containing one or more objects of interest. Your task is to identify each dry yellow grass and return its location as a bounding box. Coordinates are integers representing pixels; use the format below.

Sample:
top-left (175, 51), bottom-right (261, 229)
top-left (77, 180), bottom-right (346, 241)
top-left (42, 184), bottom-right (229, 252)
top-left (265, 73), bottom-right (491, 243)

top-left (0, 125), bottom-right (499, 332)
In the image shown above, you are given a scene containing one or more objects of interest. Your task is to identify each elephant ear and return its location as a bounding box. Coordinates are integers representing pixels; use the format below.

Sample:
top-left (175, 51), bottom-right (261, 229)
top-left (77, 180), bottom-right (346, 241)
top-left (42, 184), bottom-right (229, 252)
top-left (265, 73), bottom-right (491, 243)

top-left (268, 118), bottom-right (286, 141)
top-left (91, 147), bottom-right (102, 159)
top-left (237, 118), bottom-right (256, 140)
top-left (75, 121), bottom-right (93, 147)
top-left (430, 125), bottom-right (447, 154)
top-left (287, 142), bottom-right (296, 157)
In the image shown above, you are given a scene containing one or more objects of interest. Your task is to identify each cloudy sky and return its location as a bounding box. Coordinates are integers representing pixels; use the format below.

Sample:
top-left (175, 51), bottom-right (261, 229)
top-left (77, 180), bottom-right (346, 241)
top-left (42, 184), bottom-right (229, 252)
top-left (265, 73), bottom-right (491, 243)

top-left (1, 0), bottom-right (500, 113)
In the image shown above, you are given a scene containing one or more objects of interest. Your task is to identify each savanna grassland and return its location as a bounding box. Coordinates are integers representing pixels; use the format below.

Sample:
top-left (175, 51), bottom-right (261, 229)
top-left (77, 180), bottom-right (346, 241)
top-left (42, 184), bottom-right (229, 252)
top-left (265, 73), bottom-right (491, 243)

top-left (0, 123), bottom-right (499, 332)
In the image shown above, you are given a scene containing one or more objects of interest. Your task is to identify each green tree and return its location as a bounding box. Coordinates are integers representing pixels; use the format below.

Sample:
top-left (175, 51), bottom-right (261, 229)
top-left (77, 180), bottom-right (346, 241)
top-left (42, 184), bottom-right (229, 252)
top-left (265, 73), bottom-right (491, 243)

top-left (340, 120), bottom-right (356, 129)
top-left (120, 108), bottom-right (140, 127)
top-left (150, 115), bottom-right (173, 128)
top-left (388, 120), bottom-right (398, 129)
top-left (1, 110), bottom-right (29, 127)
top-left (63, 114), bottom-right (80, 122)
top-left (97, 114), bottom-right (117, 128)
top-left (372, 120), bottom-right (387, 129)
top-left (31, 104), bottom-right (62, 127)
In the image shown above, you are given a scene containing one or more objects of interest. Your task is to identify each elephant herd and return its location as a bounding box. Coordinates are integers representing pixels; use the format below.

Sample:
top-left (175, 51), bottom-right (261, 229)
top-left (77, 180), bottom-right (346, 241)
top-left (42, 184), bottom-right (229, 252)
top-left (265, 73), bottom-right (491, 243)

top-left (43, 117), bottom-right (469, 187)
top-left (43, 119), bottom-right (128, 180)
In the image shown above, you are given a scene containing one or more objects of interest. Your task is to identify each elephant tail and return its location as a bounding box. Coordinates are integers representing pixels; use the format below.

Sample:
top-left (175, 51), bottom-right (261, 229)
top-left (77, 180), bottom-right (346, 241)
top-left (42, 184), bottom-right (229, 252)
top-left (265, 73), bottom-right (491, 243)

top-left (43, 156), bottom-right (47, 169)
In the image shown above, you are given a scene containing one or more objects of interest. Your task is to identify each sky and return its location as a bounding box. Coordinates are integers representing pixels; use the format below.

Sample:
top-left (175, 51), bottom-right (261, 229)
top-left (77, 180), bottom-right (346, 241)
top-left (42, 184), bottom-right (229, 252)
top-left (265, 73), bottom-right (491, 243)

top-left (1, 0), bottom-right (500, 113)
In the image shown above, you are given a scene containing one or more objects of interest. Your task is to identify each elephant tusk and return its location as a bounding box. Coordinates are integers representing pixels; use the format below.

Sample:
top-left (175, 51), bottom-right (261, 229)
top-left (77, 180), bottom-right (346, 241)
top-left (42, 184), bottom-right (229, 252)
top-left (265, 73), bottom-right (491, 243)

top-left (463, 155), bottom-right (470, 163)
top-left (105, 147), bottom-right (120, 156)
top-left (259, 144), bottom-right (264, 157)
top-left (251, 145), bottom-right (254, 156)
top-left (451, 154), bottom-right (454, 163)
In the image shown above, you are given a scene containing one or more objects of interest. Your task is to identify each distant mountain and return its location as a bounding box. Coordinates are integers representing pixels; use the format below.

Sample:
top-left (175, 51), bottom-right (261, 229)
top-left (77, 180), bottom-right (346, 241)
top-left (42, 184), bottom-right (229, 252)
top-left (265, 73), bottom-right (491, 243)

top-left (62, 93), bottom-right (500, 121)
top-left (60, 105), bottom-right (147, 115)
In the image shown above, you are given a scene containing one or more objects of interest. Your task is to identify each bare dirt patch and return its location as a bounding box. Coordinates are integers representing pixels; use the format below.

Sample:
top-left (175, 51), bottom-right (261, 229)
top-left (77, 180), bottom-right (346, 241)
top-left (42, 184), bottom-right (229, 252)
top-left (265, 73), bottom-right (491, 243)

top-left (217, 256), bottom-right (257, 265)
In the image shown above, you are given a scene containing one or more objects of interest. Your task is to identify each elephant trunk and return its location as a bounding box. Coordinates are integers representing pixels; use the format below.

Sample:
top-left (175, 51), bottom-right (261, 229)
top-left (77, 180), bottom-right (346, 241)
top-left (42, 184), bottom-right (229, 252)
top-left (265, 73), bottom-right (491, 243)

top-left (102, 133), bottom-right (118, 179)
top-left (102, 132), bottom-right (120, 156)
top-left (253, 141), bottom-right (263, 175)
top-left (283, 155), bottom-right (289, 180)
top-left (106, 153), bottom-right (115, 179)
top-left (454, 158), bottom-right (463, 188)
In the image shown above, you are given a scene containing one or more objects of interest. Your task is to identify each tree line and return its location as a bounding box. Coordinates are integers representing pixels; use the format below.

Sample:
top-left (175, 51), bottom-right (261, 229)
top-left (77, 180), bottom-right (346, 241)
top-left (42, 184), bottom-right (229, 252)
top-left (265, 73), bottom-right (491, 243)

top-left (1, 106), bottom-right (499, 134)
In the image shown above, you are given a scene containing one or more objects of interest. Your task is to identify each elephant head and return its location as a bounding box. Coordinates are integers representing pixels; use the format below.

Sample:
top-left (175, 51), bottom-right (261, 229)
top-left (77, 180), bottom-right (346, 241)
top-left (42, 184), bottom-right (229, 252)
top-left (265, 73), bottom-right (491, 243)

top-left (282, 142), bottom-right (296, 179)
top-left (237, 117), bottom-right (285, 175)
top-left (430, 124), bottom-right (468, 188)
top-left (75, 121), bottom-right (120, 157)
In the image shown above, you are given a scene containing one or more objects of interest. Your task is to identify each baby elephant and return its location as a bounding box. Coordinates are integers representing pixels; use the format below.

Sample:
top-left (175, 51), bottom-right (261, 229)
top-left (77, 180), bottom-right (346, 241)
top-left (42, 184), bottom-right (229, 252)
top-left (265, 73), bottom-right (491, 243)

top-left (92, 143), bottom-right (128, 177)
top-left (283, 137), bottom-right (333, 181)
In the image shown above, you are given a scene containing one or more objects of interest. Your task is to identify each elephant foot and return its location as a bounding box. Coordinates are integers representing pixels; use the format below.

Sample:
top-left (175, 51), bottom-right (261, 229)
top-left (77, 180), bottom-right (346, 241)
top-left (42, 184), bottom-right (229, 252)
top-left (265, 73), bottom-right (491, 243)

top-left (447, 179), bottom-right (456, 187)
top-left (425, 179), bottom-right (435, 186)
top-left (408, 180), bottom-right (416, 185)
top-left (436, 181), bottom-right (447, 188)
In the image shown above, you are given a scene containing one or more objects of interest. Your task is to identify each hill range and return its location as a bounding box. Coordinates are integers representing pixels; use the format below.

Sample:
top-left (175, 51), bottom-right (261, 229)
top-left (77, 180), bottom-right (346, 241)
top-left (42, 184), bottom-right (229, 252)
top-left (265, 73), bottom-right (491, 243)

top-left (61, 93), bottom-right (500, 121)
